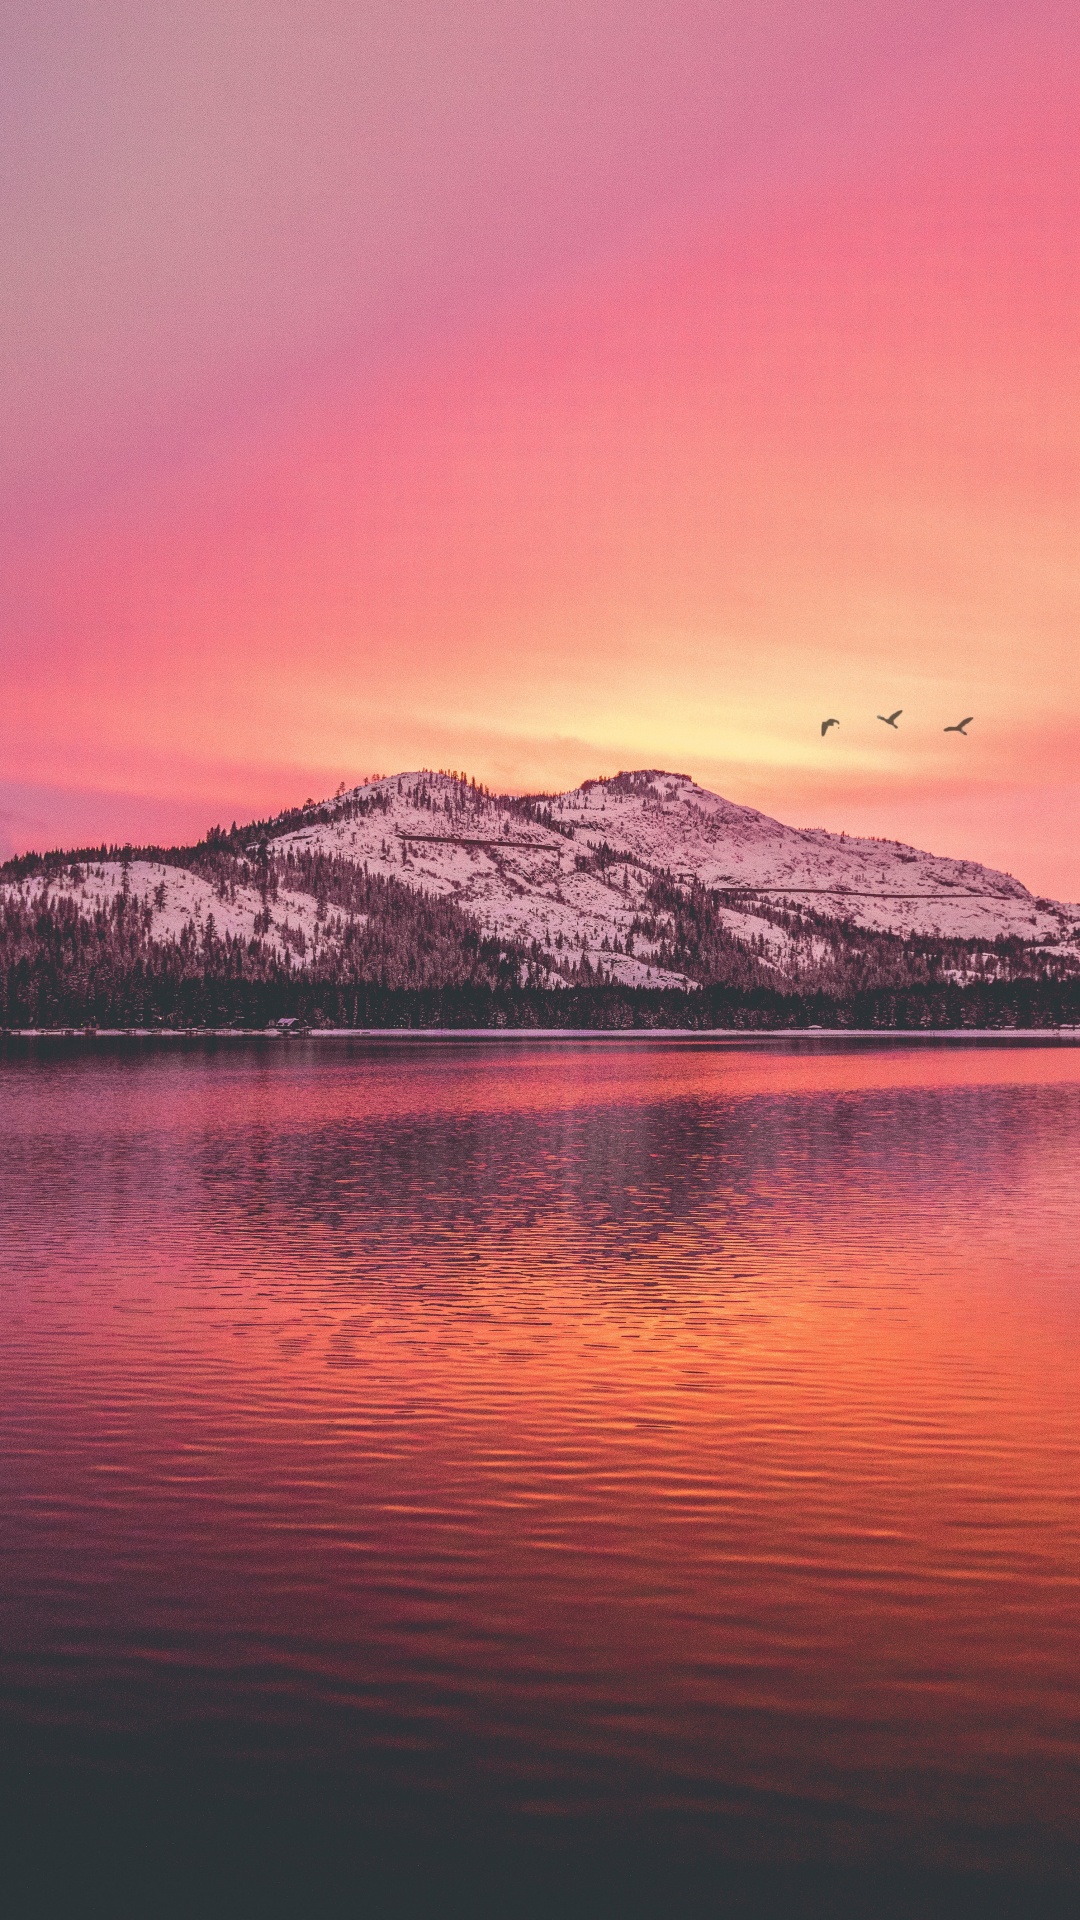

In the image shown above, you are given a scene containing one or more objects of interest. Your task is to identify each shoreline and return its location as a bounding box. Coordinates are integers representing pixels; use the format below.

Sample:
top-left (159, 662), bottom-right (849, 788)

top-left (4, 1026), bottom-right (1080, 1043)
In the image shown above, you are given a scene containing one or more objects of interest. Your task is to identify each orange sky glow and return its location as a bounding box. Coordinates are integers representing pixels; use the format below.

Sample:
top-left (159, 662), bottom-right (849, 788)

top-left (2, 2), bottom-right (1077, 893)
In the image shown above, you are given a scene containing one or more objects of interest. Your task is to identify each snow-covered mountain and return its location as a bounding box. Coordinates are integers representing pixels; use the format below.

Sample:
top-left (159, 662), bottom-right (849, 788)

top-left (268, 768), bottom-right (1077, 977)
top-left (4, 769), bottom-right (1077, 992)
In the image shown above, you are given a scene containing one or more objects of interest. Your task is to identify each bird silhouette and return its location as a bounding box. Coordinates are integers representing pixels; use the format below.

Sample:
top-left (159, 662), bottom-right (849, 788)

top-left (821, 718), bottom-right (839, 736)
top-left (944, 717), bottom-right (973, 735)
top-left (877, 710), bottom-right (902, 728)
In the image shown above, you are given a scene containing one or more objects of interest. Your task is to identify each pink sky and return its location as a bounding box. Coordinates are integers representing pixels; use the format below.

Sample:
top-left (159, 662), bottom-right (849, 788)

top-left (2, 1), bottom-right (1077, 894)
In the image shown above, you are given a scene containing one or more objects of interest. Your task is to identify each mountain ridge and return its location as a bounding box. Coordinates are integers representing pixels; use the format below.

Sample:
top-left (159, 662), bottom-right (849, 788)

top-left (2, 769), bottom-right (1077, 1023)
top-left (266, 766), bottom-right (1079, 963)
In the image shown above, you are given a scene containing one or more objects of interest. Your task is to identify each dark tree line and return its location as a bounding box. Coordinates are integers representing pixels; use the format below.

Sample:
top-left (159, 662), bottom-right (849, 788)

top-left (0, 878), bottom-right (540, 1029)
top-left (3, 882), bottom-right (1078, 1030)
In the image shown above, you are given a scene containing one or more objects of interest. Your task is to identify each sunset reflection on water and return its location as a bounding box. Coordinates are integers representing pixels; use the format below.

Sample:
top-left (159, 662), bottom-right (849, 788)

top-left (2, 1036), bottom-right (1079, 1910)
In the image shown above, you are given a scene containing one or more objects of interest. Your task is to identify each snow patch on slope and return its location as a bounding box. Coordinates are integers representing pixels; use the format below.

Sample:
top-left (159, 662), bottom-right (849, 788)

top-left (4, 862), bottom-right (337, 968)
top-left (275, 773), bottom-right (696, 986)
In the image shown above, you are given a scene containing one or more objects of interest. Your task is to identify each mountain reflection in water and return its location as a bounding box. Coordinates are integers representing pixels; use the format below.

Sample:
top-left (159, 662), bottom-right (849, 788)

top-left (2, 1036), bottom-right (1079, 1916)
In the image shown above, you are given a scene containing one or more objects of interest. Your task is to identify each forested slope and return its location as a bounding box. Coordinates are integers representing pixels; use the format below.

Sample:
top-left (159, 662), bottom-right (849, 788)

top-left (3, 767), bottom-right (1078, 1028)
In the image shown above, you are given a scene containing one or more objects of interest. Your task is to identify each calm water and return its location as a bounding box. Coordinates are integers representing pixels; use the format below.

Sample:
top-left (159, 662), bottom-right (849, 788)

top-left (2, 1036), bottom-right (1080, 1914)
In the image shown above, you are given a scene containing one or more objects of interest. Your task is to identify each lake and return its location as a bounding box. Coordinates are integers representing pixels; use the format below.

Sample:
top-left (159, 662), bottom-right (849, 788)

top-left (2, 1035), bottom-right (1079, 1916)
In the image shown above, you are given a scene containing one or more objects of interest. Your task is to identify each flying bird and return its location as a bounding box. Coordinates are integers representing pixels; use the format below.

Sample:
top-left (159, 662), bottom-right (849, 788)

top-left (944, 717), bottom-right (973, 735)
top-left (877, 710), bottom-right (902, 728)
top-left (821, 718), bottom-right (839, 736)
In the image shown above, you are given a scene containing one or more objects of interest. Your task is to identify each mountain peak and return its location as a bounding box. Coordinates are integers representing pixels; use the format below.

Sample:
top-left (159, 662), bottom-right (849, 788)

top-left (263, 767), bottom-right (1075, 976)
top-left (5, 768), bottom-right (1076, 1006)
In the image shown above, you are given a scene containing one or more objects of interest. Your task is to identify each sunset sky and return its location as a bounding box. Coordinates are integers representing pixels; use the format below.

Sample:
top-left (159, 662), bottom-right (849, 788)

top-left (2, 1), bottom-right (1077, 894)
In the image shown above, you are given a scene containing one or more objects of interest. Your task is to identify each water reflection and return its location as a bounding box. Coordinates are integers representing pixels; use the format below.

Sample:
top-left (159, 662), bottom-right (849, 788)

top-left (1, 1038), bottom-right (1079, 1904)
